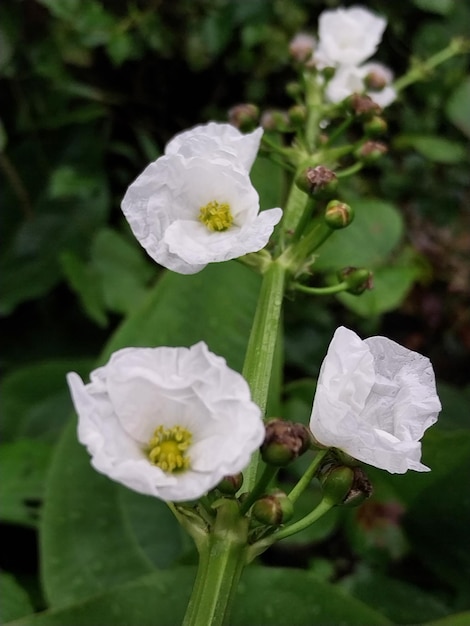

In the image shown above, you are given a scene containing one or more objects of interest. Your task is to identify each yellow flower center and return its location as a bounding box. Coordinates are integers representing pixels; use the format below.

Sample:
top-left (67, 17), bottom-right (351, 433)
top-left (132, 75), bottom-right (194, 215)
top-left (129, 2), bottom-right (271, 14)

top-left (147, 425), bottom-right (192, 473)
top-left (199, 200), bottom-right (234, 231)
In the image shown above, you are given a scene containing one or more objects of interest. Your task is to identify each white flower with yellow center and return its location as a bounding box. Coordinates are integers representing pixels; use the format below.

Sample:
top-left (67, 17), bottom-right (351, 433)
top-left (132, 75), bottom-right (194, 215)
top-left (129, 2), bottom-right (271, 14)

top-left (121, 123), bottom-right (282, 274)
top-left (67, 342), bottom-right (265, 502)
top-left (309, 327), bottom-right (441, 474)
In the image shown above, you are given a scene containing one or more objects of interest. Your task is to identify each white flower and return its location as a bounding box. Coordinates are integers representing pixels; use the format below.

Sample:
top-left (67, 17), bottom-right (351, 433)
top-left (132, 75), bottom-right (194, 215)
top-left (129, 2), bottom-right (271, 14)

top-left (315, 6), bottom-right (386, 67)
top-left (121, 123), bottom-right (282, 274)
top-left (67, 342), bottom-right (265, 502)
top-left (309, 327), bottom-right (441, 474)
top-left (326, 62), bottom-right (396, 108)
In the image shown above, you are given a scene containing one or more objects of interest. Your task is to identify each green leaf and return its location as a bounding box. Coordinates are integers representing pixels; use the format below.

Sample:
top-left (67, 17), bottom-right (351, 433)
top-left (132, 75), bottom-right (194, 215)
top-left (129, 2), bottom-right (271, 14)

top-left (7, 567), bottom-right (390, 626)
top-left (250, 155), bottom-right (285, 213)
top-left (0, 572), bottom-right (34, 623)
top-left (313, 199), bottom-right (404, 271)
top-left (395, 135), bottom-right (467, 164)
top-left (425, 612), bottom-right (470, 626)
top-left (412, 0), bottom-right (455, 15)
top-left (41, 423), bottom-right (155, 608)
top-left (0, 440), bottom-right (52, 527)
top-left (342, 567), bottom-right (449, 624)
top-left (336, 262), bottom-right (421, 317)
top-left (41, 262), bottom-right (261, 606)
top-left (0, 359), bottom-right (92, 443)
top-left (446, 77), bottom-right (470, 139)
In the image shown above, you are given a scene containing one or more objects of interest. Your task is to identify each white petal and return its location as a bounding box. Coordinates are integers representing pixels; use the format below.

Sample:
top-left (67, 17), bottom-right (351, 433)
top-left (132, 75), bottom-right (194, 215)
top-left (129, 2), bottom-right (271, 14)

top-left (309, 326), bottom-right (441, 474)
top-left (165, 122), bottom-right (263, 171)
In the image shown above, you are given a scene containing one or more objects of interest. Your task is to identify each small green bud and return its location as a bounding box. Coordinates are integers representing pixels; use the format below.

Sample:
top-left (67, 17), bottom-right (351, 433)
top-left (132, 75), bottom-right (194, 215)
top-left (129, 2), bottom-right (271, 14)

top-left (364, 116), bottom-right (388, 137)
top-left (321, 66), bottom-right (336, 81)
top-left (252, 490), bottom-right (294, 525)
top-left (288, 104), bottom-right (307, 126)
top-left (343, 467), bottom-right (373, 507)
top-left (217, 473), bottom-right (244, 495)
top-left (261, 419), bottom-right (312, 466)
top-left (286, 81), bottom-right (303, 100)
top-left (321, 466), bottom-right (355, 505)
top-left (324, 200), bottom-right (354, 229)
top-left (260, 109), bottom-right (290, 132)
top-left (228, 104), bottom-right (259, 132)
top-left (296, 165), bottom-right (338, 197)
top-left (355, 140), bottom-right (388, 163)
top-left (337, 267), bottom-right (373, 295)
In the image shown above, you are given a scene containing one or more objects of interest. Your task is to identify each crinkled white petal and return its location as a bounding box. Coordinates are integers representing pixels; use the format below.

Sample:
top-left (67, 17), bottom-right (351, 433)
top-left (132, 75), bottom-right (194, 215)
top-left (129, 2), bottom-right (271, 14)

top-left (317, 6), bottom-right (386, 66)
top-left (326, 63), bottom-right (396, 108)
top-left (121, 152), bottom-right (282, 274)
top-left (309, 327), bottom-right (441, 474)
top-left (67, 342), bottom-right (265, 502)
top-left (165, 122), bottom-right (263, 171)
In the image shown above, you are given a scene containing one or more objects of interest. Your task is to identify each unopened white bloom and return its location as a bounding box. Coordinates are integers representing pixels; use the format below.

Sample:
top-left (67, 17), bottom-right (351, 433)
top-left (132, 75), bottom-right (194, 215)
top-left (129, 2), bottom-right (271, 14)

top-left (315, 6), bottom-right (386, 67)
top-left (309, 327), bottom-right (441, 474)
top-left (121, 123), bottom-right (282, 274)
top-left (326, 62), bottom-right (396, 108)
top-left (67, 342), bottom-right (265, 502)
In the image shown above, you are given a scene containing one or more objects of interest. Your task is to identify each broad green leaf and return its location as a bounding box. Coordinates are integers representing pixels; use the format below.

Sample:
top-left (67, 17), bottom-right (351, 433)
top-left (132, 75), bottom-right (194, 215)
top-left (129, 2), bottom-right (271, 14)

top-left (395, 135), bottom-right (467, 164)
top-left (336, 263), bottom-right (421, 317)
top-left (0, 572), bottom-right (34, 624)
top-left (313, 199), bottom-right (404, 271)
top-left (425, 612), bottom-right (470, 626)
top-left (7, 567), bottom-right (390, 626)
top-left (0, 359), bottom-right (92, 443)
top-left (412, 0), bottom-right (455, 15)
top-left (250, 155), bottom-right (285, 212)
top-left (0, 440), bottom-right (52, 527)
top-left (60, 251), bottom-right (108, 327)
top-left (435, 383), bottom-right (470, 430)
top-left (41, 423), bottom-right (155, 608)
top-left (342, 567), bottom-right (449, 623)
top-left (446, 77), bottom-right (470, 138)
top-left (41, 262), bottom-right (261, 606)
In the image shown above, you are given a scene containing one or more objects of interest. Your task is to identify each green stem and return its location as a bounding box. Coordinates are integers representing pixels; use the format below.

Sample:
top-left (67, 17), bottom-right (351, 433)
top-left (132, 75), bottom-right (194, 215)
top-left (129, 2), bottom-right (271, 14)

top-left (270, 497), bottom-right (334, 542)
top-left (239, 464), bottom-right (279, 515)
top-left (336, 161), bottom-right (364, 179)
top-left (288, 449), bottom-right (329, 503)
top-left (292, 281), bottom-right (348, 296)
top-left (242, 261), bottom-right (286, 491)
top-left (183, 500), bottom-right (249, 626)
top-left (394, 38), bottom-right (469, 92)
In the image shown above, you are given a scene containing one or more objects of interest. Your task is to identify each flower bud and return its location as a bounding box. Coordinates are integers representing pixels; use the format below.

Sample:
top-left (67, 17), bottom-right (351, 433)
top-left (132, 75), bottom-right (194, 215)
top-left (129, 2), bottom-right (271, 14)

top-left (217, 473), bottom-right (244, 495)
top-left (324, 200), bottom-right (354, 229)
top-left (348, 93), bottom-right (382, 118)
top-left (363, 116), bottom-right (388, 137)
top-left (261, 419), bottom-right (311, 466)
top-left (364, 69), bottom-right (388, 92)
top-left (252, 490), bottom-right (294, 525)
top-left (228, 104), bottom-right (259, 132)
top-left (337, 267), bottom-right (373, 294)
top-left (296, 165), bottom-right (338, 197)
top-left (260, 109), bottom-right (290, 132)
top-left (289, 33), bottom-right (316, 63)
top-left (355, 140), bottom-right (388, 163)
top-left (321, 465), bottom-right (372, 506)
top-left (286, 81), bottom-right (302, 100)
top-left (288, 104), bottom-right (307, 126)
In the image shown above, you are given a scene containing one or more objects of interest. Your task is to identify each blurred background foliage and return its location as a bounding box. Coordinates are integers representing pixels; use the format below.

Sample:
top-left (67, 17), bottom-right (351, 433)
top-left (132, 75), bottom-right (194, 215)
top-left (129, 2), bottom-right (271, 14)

top-left (1, 0), bottom-right (469, 624)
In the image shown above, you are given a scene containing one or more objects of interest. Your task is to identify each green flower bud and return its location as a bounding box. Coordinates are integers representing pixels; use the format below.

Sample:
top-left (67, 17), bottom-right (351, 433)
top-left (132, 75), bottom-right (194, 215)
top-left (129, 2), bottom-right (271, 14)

top-left (217, 473), bottom-right (244, 495)
top-left (288, 104), bottom-right (307, 126)
top-left (321, 466), bottom-right (355, 505)
top-left (252, 490), bottom-right (294, 525)
top-left (260, 109), bottom-right (290, 132)
top-left (286, 81), bottom-right (303, 100)
top-left (296, 165), bottom-right (338, 197)
top-left (364, 116), bottom-right (388, 137)
top-left (355, 140), bottom-right (388, 163)
top-left (337, 267), bottom-right (373, 295)
top-left (324, 200), bottom-right (354, 229)
top-left (228, 104), bottom-right (259, 132)
top-left (261, 419), bottom-right (312, 467)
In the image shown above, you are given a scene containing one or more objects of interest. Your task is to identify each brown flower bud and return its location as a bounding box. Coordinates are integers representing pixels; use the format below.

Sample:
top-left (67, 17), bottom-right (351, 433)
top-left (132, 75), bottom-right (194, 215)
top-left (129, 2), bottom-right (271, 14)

top-left (348, 93), bottom-right (382, 118)
top-left (296, 165), bottom-right (338, 197)
top-left (260, 109), bottom-right (290, 132)
top-left (228, 104), bottom-right (259, 132)
top-left (289, 33), bottom-right (316, 63)
top-left (356, 140), bottom-right (388, 163)
top-left (261, 419), bottom-right (312, 466)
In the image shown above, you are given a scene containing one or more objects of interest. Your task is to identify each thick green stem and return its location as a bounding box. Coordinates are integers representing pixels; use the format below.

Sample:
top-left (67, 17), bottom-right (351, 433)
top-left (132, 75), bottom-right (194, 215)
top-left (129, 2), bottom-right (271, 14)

top-left (183, 501), bottom-right (249, 626)
top-left (242, 261), bottom-right (286, 490)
